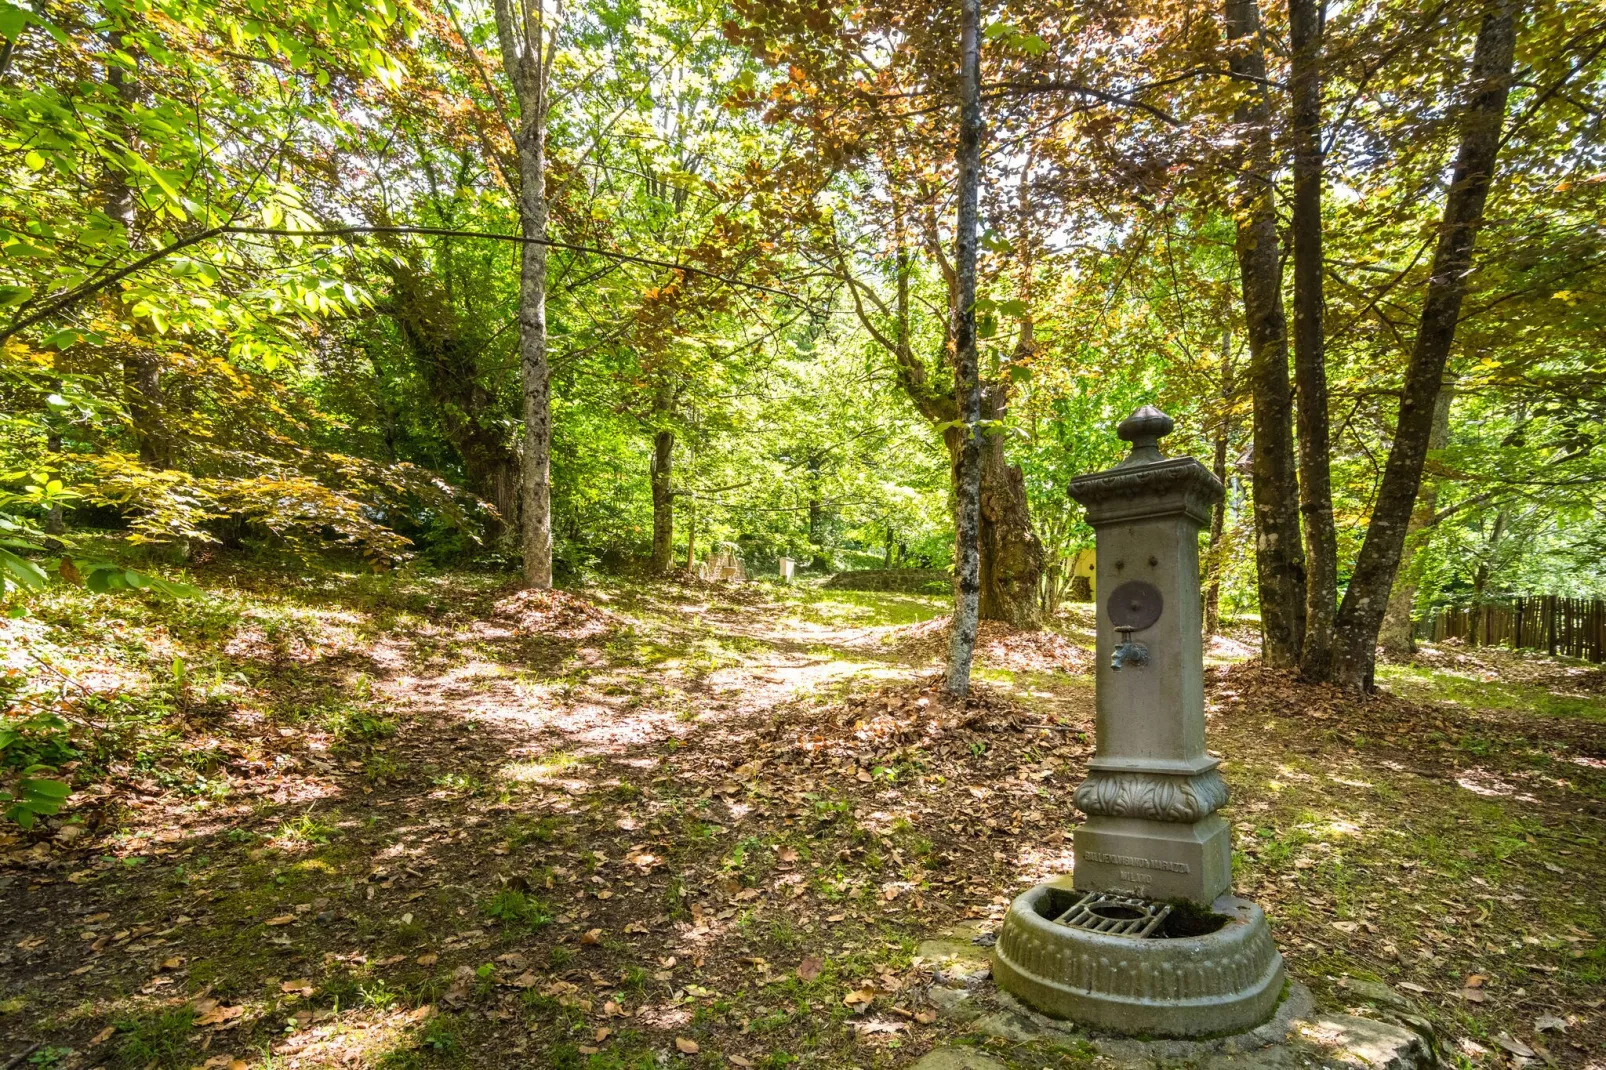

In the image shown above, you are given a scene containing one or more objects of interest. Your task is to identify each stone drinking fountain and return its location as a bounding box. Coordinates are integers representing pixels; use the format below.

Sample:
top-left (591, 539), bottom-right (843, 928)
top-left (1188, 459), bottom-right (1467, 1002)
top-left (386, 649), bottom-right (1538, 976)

top-left (993, 406), bottom-right (1285, 1037)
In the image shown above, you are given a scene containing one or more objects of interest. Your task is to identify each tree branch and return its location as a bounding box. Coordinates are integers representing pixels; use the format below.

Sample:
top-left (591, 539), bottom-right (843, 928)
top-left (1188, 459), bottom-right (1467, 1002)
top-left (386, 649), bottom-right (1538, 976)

top-left (2, 223), bottom-right (822, 342)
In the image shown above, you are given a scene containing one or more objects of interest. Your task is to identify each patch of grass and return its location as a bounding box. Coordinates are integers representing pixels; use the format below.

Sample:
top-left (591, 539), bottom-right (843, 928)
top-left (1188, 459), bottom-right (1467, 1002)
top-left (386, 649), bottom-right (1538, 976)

top-left (1378, 663), bottom-right (1606, 723)
top-left (431, 771), bottom-right (484, 794)
top-left (483, 888), bottom-right (553, 931)
top-left (274, 813), bottom-right (336, 846)
top-left (114, 1008), bottom-right (194, 1069)
top-left (785, 588), bottom-right (948, 627)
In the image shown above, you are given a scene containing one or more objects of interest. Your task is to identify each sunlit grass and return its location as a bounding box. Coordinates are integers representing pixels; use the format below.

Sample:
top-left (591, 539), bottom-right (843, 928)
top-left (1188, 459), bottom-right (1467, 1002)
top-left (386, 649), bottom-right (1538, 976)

top-left (783, 588), bottom-right (949, 626)
top-left (1378, 662), bottom-right (1606, 722)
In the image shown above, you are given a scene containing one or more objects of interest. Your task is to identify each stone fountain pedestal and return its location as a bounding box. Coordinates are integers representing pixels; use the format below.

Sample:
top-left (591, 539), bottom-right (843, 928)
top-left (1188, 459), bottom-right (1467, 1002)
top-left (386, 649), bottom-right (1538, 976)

top-left (992, 406), bottom-right (1285, 1038)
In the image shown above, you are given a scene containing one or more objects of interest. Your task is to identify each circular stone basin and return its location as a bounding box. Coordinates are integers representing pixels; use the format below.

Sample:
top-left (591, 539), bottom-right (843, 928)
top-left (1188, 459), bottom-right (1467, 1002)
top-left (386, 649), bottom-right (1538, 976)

top-left (993, 882), bottom-right (1285, 1038)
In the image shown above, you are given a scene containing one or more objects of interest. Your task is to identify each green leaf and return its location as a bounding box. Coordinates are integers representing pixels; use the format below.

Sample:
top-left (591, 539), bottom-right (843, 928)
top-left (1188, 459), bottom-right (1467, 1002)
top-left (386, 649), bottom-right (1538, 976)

top-left (0, 2), bottom-right (32, 39)
top-left (20, 777), bottom-right (69, 802)
top-left (0, 547), bottom-right (46, 590)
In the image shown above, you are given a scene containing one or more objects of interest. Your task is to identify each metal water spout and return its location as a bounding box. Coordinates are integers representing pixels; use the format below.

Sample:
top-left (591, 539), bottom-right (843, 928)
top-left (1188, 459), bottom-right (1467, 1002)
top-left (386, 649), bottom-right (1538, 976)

top-left (1110, 625), bottom-right (1148, 671)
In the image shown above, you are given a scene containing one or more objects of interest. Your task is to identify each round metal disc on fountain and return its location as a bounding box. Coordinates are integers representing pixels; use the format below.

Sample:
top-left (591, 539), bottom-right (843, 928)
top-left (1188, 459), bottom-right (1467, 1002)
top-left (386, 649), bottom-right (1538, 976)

top-left (992, 405), bottom-right (1285, 1038)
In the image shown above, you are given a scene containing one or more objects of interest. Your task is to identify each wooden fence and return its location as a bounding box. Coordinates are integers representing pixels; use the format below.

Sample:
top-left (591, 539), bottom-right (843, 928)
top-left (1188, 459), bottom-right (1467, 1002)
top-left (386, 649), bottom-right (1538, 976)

top-left (1423, 596), bottom-right (1606, 663)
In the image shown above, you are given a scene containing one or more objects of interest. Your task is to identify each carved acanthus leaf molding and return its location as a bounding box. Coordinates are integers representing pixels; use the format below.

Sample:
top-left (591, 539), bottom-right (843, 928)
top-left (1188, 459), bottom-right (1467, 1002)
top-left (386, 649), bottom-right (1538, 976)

top-left (1072, 769), bottom-right (1229, 823)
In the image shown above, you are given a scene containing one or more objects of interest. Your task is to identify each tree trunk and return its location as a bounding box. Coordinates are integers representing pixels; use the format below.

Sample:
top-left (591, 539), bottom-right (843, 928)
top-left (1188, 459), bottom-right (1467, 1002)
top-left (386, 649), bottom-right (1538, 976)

top-left (467, 452), bottom-right (522, 539)
top-left (516, 130), bottom-right (552, 587)
top-left (684, 490), bottom-right (698, 572)
top-left (943, 0), bottom-right (983, 699)
top-left (1379, 386), bottom-right (1455, 655)
top-left (1205, 331), bottom-right (1234, 635)
top-left (1289, 0), bottom-right (1339, 680)
top-left (976, 388), bottom-right (1043, 628)
top-left (492, 0), bottom-right (555, 590)
top-left (387, 261), bottom-right (521, 540)
top-left (650, 428), bottom-right (675, 573)
top-left (1330, 0), bottom-right (1517, 689)
top-left (861, 194), bottom-right (1041, 632)
top-left (1226, 0), bottom-right (1306, 668)
top-left (975, 161), bottom-right (1046, 630)
top-left (103, 32), bottom-right (170, 470)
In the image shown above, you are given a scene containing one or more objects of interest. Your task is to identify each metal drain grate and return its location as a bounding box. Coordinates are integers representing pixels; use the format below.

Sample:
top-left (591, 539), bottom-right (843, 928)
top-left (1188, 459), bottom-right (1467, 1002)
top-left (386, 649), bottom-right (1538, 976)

top-left (1052, 892), bottom-right (1172, 938)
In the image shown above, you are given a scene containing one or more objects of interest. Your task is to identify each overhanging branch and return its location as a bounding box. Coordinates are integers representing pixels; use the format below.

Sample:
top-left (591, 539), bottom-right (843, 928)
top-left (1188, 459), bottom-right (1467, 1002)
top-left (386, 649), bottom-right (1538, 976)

top-left (3, 223), bottom-right (820, 343)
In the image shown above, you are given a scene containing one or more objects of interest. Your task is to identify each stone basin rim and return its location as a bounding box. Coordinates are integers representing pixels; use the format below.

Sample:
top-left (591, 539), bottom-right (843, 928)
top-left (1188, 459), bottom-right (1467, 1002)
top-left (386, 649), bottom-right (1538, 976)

top-left (993, 883), bottom-right (1286, 1037)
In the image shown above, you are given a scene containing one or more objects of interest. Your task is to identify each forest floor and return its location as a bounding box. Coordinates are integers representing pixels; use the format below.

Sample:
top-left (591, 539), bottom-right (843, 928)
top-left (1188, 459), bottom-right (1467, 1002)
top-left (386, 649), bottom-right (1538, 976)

top-left (0, 568), bottom-right (1602, 1070)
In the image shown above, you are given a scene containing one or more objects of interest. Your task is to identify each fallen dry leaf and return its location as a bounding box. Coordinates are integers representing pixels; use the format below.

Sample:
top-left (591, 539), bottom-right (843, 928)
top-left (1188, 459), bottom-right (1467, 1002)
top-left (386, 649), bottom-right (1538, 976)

top-left (1494, 1033), bottom-right (1536, 1058)
top-left (194, 1003), bottom-right (245, 1027)
top-left (797, 955), bottom-right (823, 982)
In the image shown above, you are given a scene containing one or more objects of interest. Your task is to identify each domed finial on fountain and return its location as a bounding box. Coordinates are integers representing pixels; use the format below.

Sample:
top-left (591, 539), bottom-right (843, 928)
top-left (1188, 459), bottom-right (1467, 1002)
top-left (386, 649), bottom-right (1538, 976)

top-left (1116, 405), bottom-right (1173, 465)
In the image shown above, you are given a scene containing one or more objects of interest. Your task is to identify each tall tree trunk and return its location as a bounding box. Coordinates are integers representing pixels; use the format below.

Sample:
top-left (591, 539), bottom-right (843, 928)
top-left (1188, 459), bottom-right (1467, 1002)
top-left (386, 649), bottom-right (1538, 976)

top-left (493, 0), bottom-right (556, 590)
top-left (387, 260), bottom-right (522, 540)
top-left (516, 131), bottom-right (552, 587)
top-left (944, 0), bottom-right (983, 698)
top-left (1289, 0), bottom-right (1339, 680)
top-left (684, 490), bottom-right (698, 572)
top-left (103, 32), bottom-right (170, 470)
top-left (977, 161), bottom-right (1045, 629)
top-left (650, 428), bottom-right (675, 573)
top-left (1330, 0), bottom-right (1517, 689)
top-left (861, 196), bottom-right (1040, 631)
top-left (1379, 386), bottom-right (1455, 655)
top-left (1226, 0), bottom-right (1306, 668)
top-left (975, 393), bottom-right (1044, 628)
top-left (1205, 330), bottom-right (1234, 636)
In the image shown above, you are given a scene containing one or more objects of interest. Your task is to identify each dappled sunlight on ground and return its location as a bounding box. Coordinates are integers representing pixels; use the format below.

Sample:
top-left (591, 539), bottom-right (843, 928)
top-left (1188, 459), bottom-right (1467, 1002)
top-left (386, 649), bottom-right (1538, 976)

top-left (1, 573), bottom-right (1602, 1068)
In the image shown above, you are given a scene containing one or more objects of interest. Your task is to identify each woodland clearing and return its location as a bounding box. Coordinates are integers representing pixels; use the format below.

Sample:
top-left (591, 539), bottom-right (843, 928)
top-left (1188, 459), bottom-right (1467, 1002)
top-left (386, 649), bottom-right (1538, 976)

top-left (0, 573), bottom-right (1601, 1070)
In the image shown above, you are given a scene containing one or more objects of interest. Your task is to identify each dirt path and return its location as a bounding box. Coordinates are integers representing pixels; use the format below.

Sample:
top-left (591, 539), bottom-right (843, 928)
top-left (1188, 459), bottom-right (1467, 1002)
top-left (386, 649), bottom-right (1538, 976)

top-left (1, 576), bottom-right (1601, 1070)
